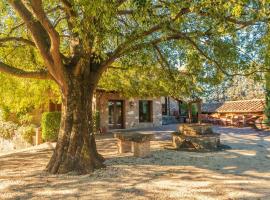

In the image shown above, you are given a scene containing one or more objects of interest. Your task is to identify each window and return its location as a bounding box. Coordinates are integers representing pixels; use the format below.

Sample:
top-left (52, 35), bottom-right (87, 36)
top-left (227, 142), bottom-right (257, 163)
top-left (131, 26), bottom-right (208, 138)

top-left (162, 97), bottom-right (168, 115)
top-left (49, 101), bottom-right (62, 112)
top-left (139, 100), bottom-right (152, 122)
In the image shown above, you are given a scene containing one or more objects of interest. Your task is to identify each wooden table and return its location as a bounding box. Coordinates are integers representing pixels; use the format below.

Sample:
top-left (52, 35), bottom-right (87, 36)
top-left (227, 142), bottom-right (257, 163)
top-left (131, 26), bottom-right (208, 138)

top-left (114, 132), bottom-right (155, 157)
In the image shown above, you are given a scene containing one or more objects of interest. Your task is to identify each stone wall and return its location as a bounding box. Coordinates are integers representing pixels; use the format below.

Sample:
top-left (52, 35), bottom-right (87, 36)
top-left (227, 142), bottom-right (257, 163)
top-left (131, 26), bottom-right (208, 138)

top-left (95, 92), bottom-right (162, 132)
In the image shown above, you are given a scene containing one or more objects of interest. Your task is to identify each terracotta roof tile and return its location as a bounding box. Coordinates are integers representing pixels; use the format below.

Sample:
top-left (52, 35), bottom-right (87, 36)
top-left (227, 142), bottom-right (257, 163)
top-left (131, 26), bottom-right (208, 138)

top-left (202, 99), bottom-right (265, 113)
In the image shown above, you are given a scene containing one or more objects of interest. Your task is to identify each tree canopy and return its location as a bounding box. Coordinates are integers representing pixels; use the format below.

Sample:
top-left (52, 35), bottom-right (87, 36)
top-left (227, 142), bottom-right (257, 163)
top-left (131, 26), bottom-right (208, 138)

top-left (0, 1), bottom-right (268, 86)
top-left (1, 0), bottom-right (269, 112)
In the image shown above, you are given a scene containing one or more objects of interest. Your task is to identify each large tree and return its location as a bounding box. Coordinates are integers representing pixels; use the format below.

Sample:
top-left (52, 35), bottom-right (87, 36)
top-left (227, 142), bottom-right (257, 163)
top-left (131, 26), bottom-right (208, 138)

top-left (0, 0), bottom-right (268, 174)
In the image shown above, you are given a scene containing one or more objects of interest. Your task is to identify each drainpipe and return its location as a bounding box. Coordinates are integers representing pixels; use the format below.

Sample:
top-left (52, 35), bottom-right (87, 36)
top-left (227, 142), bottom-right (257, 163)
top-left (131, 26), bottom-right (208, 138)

top-left (197, 100), bottom-right (202, 124)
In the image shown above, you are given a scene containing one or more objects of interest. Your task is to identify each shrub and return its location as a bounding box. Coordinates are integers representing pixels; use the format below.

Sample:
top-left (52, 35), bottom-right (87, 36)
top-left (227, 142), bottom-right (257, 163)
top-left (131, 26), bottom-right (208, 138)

top-left (41, 112), bottom-right (61, 142)
top-left (20, 125), bottom-right (36, 144)
top-left (18, 114), bottom-right (33, 125)
top-left (0, 120), bottom-right (18, 140)
top-left (0, 106), bottom-right (11, 121)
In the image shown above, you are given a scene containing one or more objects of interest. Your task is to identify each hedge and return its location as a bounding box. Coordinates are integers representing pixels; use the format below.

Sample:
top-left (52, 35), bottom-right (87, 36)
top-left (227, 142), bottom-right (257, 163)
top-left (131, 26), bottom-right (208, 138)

top-left (41, 112), bottom-right (61, 142)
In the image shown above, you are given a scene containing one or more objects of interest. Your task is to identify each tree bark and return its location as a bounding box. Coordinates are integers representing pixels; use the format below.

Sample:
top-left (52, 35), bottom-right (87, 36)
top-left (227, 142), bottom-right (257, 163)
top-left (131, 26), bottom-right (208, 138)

top-left (46, 76), bottom-right (105, 174)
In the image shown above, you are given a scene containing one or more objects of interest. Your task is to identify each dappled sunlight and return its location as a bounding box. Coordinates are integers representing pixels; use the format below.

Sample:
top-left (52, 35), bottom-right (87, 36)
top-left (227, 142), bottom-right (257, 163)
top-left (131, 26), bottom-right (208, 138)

top-left (228, 149), bottom-right (257, 156)
top-left (1, 125), bottom-right (270, 199)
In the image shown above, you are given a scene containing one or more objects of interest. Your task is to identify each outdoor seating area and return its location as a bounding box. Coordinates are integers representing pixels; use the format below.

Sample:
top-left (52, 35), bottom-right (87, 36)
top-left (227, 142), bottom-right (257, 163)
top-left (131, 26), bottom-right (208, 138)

top-left (199, 114), bottom-right (269, 130)
top-left (200, 114), bottom-right (262, 127)
top-left (200, 99), bottom-right (268, 130)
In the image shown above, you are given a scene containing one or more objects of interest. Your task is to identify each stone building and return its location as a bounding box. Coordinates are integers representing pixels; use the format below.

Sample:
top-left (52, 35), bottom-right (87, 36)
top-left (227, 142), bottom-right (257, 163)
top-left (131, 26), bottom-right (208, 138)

top-left (48, 90), bottom-right (182, 133)
top-left (94, 90), bottom-right (163, 133)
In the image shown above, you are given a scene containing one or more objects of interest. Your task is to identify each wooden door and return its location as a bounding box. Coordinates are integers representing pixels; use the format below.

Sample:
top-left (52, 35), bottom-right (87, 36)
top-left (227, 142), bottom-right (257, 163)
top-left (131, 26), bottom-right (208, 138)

top-left (108, 100), bottom-right (124, 129)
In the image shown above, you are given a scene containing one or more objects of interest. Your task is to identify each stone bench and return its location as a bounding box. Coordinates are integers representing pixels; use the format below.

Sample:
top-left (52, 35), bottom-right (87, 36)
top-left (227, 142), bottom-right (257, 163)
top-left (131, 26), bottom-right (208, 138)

top-left (114, 132), bottom-right (155, 157)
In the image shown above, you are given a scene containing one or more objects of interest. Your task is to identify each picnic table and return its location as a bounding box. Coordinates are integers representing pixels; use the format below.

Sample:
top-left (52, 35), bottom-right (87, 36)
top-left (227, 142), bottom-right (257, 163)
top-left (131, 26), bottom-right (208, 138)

top-left (114, 132), bottom-right (155, 157)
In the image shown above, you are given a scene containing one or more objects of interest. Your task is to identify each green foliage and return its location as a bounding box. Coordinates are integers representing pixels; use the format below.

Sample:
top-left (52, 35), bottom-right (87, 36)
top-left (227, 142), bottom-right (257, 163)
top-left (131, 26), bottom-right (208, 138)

top-left (17, 114), bottom-right (33, 125)
top-left (20, 125), bottom-right (36, 144)
top-left (202, 75), bottom-right (265, 102)
top-left (179, 103), bottom-right (188, 116)
top-left (0, 73), bottom-right (60, 121)
top-left (99, 63), bottom-right (201, 101)
top-left (0, 120), bottom-right (18, 140)
top-left (179, 103), bottom-right (197, 116)
top-left (0, 106), bottom-right (11, 121)
top-left (41, 112), bottom-right (61, 142)
top-left (0, 0), bottom-right (268, 120)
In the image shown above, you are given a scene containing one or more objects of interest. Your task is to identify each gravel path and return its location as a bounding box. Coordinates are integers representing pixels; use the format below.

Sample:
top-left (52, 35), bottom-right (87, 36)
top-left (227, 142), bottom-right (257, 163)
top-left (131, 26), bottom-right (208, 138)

top-left (0, 125), bottom-right (270, 200)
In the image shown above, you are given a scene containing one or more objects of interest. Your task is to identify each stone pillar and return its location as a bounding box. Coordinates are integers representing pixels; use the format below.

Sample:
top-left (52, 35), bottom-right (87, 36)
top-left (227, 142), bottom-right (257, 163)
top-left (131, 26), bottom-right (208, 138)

top-left (35, 127), bottom-right (42, 145)
top-left (133, 141), bottom-right (150, 157)
top-left (117, 139), bottom-right (132, 153)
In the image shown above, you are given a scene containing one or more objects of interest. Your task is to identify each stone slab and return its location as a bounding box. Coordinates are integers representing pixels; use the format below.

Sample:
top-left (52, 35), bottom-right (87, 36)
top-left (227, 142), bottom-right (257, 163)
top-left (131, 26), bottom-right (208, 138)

top-left (179, 123), bottom-right (213, 136)
top-left (114, 132), bottom-right (155, 142)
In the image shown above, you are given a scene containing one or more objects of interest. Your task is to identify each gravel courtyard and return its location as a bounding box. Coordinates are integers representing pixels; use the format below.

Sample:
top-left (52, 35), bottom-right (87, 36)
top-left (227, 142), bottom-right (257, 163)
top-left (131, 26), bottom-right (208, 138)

top-left (0, 125), bottom-right (270, 200)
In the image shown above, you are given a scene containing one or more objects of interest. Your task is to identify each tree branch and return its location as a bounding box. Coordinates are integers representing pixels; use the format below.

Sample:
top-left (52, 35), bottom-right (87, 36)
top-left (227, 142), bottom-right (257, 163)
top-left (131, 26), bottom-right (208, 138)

top-left (8, 22), bottom-right (25, 35)
top-left (181, 34), bottom-right (268, 76)
top-left (153, 44), bottom-right (179, 82)
top-left (30, 0), bottom-right (60, 55)
top-left (0, 61), bottom-right (51, 80)
top-left (29, 0), bottom-right (67, 84)
top-left (8, 0), bottom-right (54, 68)
top-left (102, 7), bottom-right (191, 70)
top-left (0, 37), bottom-right (35, 47)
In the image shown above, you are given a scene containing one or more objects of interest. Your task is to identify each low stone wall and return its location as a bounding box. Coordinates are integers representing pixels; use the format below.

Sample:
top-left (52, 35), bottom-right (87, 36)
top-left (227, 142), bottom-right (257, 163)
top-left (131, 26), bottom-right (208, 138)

top-left (171, 123), bottom-right (221, 151)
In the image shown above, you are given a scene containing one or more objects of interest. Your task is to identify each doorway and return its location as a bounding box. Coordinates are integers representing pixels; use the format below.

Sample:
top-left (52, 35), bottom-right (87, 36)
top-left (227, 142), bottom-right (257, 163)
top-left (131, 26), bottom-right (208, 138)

top-left (108, 100), bottom-right (124, 129)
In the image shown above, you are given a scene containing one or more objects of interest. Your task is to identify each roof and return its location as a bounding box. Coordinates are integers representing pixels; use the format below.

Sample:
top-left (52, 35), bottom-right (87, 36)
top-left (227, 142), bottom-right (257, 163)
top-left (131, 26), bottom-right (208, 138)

top-left (202, 99), bottom-right (265, 113)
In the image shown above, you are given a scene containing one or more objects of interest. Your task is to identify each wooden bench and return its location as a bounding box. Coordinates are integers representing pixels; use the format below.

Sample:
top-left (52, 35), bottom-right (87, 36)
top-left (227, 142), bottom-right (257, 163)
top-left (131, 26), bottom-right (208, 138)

top-left (114, 132), bottom-right (155, 157)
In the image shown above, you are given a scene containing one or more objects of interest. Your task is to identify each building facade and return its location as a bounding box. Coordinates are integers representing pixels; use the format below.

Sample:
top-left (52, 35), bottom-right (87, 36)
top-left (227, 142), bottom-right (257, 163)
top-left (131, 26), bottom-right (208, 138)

top-left (94, 91), bottom-right (163, 133)
top-left (48, 91), bottom-right (182, 133)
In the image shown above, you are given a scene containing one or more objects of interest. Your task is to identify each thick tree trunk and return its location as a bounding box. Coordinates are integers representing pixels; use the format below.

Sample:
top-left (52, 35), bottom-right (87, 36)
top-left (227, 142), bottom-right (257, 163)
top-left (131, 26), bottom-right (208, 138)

top-left (46, 77), bottom-right (105, 174)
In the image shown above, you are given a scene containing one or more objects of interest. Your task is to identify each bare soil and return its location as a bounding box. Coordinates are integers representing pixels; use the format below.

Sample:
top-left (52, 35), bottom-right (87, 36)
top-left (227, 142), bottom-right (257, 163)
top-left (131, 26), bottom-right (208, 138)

top-left (1, 125), bottom-right (270, 200)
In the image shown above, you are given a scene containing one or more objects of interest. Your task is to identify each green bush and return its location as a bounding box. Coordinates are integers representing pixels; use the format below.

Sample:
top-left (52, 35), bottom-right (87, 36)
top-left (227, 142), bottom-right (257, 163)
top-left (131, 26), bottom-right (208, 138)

top-left (20, 125), bottom-right (36, 144)
top-left (0, 120), bottom-right (18, 140)
top-left (41, 112), bottom-right (61, 142)
top-left (179, 103), bottom-right (197, 116)
top-left (18, 113), bottom-right (33, 125)
top-left (0, 106), bottom-right (11, 121)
